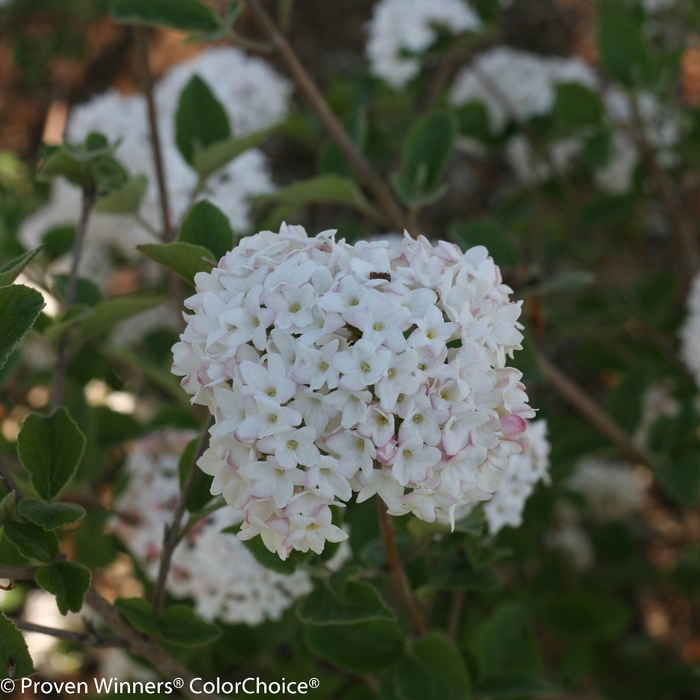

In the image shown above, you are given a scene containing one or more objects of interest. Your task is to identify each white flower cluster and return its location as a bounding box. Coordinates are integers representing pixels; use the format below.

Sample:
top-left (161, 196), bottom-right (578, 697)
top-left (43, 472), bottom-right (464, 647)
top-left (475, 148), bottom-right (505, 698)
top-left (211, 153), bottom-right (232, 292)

top-left (172, 224), bottom-right (533, 559)
top-left (449, 46), bottom-right (680, 193)
top-left (680, 273), bottom-right (700, 389)
top-left (456, 419), bottom-right (550, 534)
top-left (112, 431), bottom-right (315, 625)
top-left (20, 47), bottom-right (291, 287)
top-left (366, 0), bottom-right (480, 88)
top-left (567, 458), bottom-right (647, 521)
top-left (634, 382), bottom-right (680, 450)
top-left (449, 47), bottom-right (598, 134)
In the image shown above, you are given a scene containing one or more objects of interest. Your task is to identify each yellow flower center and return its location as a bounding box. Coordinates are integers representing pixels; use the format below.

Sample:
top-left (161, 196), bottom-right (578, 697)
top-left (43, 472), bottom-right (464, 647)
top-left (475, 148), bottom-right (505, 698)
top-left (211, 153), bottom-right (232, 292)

top-left (361, 362), bottom-right (372, 373)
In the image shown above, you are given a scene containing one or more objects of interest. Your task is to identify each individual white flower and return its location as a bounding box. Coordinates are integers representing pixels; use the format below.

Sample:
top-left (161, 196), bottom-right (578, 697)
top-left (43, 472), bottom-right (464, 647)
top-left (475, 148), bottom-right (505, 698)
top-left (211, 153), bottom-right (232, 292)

top-left (173, 225), bottom-right (533, 558)
top-left (450, 47), bottom-right (598, 134)
top-left (111, 430), bottom-right (324, 626)
top-left (681, 273), bottom-right (700, 388)
top-left (634, 382), bottom-right (681, 449)
top-left (505, 135), bottom-right (583, 185)
top-left (567, 458), bottom-right (647, 521)
top-left (366, 0), bottom-right (481, 88)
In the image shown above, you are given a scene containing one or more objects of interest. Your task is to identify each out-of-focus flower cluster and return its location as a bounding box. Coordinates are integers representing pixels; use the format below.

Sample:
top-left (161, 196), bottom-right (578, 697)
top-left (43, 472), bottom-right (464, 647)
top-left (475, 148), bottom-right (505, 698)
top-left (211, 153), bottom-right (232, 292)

top-left (458, 419), bottom-right (550, 534)
top-left (448, 46), bottom-right (680, 193)
top-left (112, 431), bottom-right (315, 625)
top-left (172, 225), bottom-right (533, 559)
top-left (366, 0), bottom-right (480, 88)
top-left (681, 273), bottom-right (700, 389)
top-left (20, 47), bottom-right (291, 287)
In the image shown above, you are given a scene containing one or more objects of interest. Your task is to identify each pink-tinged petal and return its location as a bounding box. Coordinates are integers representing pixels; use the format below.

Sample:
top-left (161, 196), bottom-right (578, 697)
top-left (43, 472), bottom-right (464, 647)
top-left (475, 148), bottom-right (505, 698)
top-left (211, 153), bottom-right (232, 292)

top-left (500, 414), bottom-right (527, 438)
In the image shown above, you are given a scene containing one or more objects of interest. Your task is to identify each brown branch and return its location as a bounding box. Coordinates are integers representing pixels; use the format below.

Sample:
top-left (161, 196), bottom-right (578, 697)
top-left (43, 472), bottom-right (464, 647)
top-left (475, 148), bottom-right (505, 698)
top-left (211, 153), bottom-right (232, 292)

top-left (9, 618), bottom-right (127, 649)
top-left (0, 564), bottom-right (43, 581)
top-left (151, 416), bottom-right (215, 616)
top-left (51, 189), bottom-right (95, 409)
top-left (135, 27), bottom-right (174, 242)
top-left (242, 0), bottom-right (408, 233)
top-left (537, 352), bottom-right (653, 467)
top-left (628, 93), bottom-right (700, 281)
top-left (376, 498), bottom-right (427, 637)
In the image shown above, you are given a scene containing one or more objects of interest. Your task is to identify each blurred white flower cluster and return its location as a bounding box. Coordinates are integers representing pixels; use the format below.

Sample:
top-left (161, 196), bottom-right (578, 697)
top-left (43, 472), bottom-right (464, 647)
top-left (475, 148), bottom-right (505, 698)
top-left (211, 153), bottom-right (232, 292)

top-left (20, 47), bottom-right (291, 287)
top-left (680, 274), bottom-right (700, 390)
top-left (366, 0), bottom-right (480, 88)
top-left (456, 419), bottom-right (550, 534)
top-left (450, 47), bottom-right (598, 133)
top-left (172, 224), bottom-right (533, 559)
top-left (112, 431), bottom-right (315, 625)
top-left (447, 45), bottom-right (680, 193)
top-left (567, 458), bottom-right (647, 521)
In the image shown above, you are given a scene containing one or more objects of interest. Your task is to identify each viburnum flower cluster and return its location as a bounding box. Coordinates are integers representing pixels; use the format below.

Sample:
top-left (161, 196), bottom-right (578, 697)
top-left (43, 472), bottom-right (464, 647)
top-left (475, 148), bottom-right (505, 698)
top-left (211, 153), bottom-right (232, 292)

top-left (112, 431), bottom-right (315, 625)
top-left (20, 47), bottom-right (291, 287)
top-left (448, 46), bottom-right (680, 193)
top-left (567, 458), bottom-right (647, 521)
top-left (172, 224), bottom-right (534, 559)
top-left (457, 419), bottom-right (550, 534)
top-left (681, 273), bottom-right (700, 389)
top-left (366, 0), bottom-right (481, 88)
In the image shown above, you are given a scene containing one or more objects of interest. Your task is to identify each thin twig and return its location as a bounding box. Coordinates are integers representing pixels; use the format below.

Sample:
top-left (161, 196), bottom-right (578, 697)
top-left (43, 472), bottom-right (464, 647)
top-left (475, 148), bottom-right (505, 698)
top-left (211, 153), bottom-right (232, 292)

top-left (0, 564), bottom-right (221, 700)
top-left (51, 189), bottom-right (95, 409)
top-left (135, 27), bottom-right (173, 243)
top-left (376, 498), bottom-right (427, 637)
top-left (0, 457), bottom-right (23, 502)
top-left (537, 352), bottom-right (653, 467)
top-left (151, 416), bottom-right (215, 616)
top-left (9, 618), bottom-right (128, 649)
top-left (628, 92), bottom-right (700, 281)
top-left (242, 0), bottom-right (408, 232)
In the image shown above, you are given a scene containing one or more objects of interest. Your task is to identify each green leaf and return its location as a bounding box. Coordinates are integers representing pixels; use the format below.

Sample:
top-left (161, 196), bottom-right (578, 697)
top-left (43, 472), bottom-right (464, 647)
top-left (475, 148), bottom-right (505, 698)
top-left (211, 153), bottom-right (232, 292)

top-left (137, 242), bottom-right (216, 284)
top-left (43, 305), bottom-right (94, 344)
top-left (17, 407), bottom-right (87, 502)
top-left (320, 108), bottom-right (368, 178)
top-left (176, 76), bottom-right (230, 165)
top-left (101, 346), bottom-right (190, 406)
top-left (393, 112), bottom-right (457, 206)
top-left (471, 603), bottom-right (541, 678)
top-left (554, 83), bottom-right (604, 131)
top-left (52, 275), bottom-right (104, 307)
top-left (178, 437), bottom-right (214, 513)
top-left (0, 247), bottom-right (43, 288)
top-left (17, 499), bottom-right (86, 531)
top-left (520, 271), bottom-right (595, 297)
top-left (179, 201), bottom-right (233, 261)
top-left (306, 620), bottom-right (405, 673)
top-left (0, 611), bottom-right (35, 680)
top-left (391, 633), bottom-right (471, 700)
top-left (35, 562), bottom-right (92, 615)
top-left (473, 673), bottom-right (559, 697)
top-left (115, 598), bottom-right (158, 634)
top-left (254, 174), bottom-right (385, 223)
top-left (297, 568), bottom-right (394, 626)
top-left (3, 521), bottom-right (60, 562)
top-left (158, 605), bottom-right (222, 647)
top-left (0, 492), bottom-right (17, 527)
top-left (455, 101), bottom-right (496, 143)
top-left (597, 1), bottom-right (651, 87)
top-left (449, 218), bottom-right (518, 266)
top-left (193, 130), bottom-right (271, 181)
top-left (94, 175), bottom-right (148, 214)
top-left (0, 284), bottom-right (45, 370)
top-left (110, 0), bottom-right (222, 33)
top-left (656, 452), bottom-right (700, 507)
top-left (78, 294), bottom-right (168, 341)
top-left (42, 226), bottom-right (76, 260)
